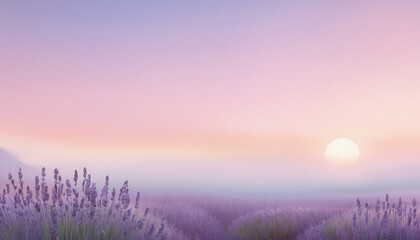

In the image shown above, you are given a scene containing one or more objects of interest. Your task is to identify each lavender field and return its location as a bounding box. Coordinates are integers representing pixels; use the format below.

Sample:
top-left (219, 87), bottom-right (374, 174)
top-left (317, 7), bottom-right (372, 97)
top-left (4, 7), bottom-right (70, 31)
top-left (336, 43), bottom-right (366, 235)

top-left (2, 168), bottom-right (419, 240)
top-left (3, 1), bottom-right (420, 240)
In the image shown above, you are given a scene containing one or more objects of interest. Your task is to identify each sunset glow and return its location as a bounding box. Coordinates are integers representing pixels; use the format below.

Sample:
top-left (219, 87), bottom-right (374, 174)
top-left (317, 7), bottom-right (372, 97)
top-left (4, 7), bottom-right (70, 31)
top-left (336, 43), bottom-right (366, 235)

top-left (1, 1), bottom-right (420, 196)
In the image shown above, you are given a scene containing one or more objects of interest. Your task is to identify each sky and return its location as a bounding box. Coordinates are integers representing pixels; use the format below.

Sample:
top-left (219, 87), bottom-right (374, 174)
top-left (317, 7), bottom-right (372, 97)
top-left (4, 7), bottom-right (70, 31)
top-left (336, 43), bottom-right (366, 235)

top-left (1, 1), bottom-right (420, 196)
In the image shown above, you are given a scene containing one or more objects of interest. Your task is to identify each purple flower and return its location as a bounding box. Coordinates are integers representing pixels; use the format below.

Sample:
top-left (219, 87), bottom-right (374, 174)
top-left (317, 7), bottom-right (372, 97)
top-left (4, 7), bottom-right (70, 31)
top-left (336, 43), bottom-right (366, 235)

top-left (42, 184), bottom-right (50, 202)
top-left (41, 167), bottom-right (46, 178)
top-left (18, 168), bottom-right (23, 180)
top-left (111, 188), bottom-right (116, 201)
top-left (54, 168), bottom-right (59, 182)
top-left (34, 202), bottom-right (41, 213)
top-left (26, 186), bottom-right (33, 203)
top-left (135, 192), bottom-right (140, 209)
top-left (74, 170), bottom-right (78, 186)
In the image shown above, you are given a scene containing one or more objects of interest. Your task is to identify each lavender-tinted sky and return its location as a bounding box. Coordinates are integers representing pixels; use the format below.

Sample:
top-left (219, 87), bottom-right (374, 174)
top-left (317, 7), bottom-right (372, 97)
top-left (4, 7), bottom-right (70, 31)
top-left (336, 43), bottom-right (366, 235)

top-left (1, 1), bottom-right (420, 196)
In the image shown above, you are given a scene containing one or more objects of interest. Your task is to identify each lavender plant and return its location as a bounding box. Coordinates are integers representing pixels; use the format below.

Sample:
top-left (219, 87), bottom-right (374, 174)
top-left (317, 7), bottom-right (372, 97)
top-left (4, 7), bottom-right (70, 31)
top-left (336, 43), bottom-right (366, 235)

top-left (0, 167), bottom-right (174, 240)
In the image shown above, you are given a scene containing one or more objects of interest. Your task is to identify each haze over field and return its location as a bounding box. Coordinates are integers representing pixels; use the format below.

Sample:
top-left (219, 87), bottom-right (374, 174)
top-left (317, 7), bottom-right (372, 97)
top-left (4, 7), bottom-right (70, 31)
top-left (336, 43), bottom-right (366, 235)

top-left (1, 1), bottom-right (420, 197)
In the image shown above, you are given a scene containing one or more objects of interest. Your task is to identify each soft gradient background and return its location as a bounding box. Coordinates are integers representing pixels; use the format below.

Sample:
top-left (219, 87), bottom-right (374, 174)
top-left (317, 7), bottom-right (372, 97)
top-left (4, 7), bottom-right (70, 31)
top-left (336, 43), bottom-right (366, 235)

top-left (1, 1), bottom-right (420, 196)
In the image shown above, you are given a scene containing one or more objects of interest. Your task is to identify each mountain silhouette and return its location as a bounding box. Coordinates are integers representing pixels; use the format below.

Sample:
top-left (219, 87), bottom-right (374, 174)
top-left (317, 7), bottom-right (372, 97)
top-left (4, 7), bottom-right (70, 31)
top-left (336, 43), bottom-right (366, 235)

top-left (0, 147), bottom-right (35, 180)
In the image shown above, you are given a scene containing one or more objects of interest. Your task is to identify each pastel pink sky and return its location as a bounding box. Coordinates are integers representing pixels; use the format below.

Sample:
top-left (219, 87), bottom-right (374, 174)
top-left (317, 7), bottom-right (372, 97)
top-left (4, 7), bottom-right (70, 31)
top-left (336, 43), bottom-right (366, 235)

top-left (1, 1), bottom-right (420, 195)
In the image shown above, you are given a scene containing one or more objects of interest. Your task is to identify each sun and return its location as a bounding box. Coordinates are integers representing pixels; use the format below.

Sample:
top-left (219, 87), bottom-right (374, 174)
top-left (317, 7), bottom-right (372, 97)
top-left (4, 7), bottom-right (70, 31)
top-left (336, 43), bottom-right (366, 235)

top-left (325, 138), bottom-right (360, 163)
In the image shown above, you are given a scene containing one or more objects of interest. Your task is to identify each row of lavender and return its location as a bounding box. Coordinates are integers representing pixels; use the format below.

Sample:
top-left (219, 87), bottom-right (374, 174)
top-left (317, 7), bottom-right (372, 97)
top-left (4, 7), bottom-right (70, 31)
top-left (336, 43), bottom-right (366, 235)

top-left (0, 168), bottom-right (186, 240)
top-left (299, 195), bottom-right (420, 240)
top-left (226, 195), bottom-right (420, 240)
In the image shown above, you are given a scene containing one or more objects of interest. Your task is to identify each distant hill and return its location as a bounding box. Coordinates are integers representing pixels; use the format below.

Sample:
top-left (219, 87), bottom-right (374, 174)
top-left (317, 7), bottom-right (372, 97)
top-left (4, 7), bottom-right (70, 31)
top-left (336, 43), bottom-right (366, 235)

top-left (0, 147), bottom-right (36, 181)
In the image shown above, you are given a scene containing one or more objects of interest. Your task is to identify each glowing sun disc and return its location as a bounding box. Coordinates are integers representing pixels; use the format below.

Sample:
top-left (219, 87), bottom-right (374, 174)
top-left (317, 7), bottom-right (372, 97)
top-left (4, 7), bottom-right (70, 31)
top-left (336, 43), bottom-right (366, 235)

top-left (325, 138), bottom-right (360, 163)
